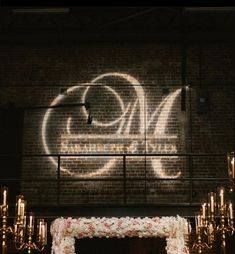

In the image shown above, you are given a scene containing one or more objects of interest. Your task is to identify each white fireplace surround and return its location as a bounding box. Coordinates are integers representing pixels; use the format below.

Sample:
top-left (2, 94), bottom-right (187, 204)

top-left (50, 216), bottom-right (189, 254)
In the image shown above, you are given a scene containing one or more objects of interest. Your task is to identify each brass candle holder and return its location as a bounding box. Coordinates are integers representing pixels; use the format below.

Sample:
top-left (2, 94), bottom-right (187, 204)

top-left (0, 187), bottom-right (12, 254)
top-left (183, 219), bottom-right (191, 249)
top-left (192, 187), bottom-right (234, 254)
top-left (0, 187), bottom-right (47, 254)
top-left (192, 212), bottom-right (213, 254)
top-left (216, 188), bottom-right (234, 254)
top-left (14, 212), bottom-right (47, 254)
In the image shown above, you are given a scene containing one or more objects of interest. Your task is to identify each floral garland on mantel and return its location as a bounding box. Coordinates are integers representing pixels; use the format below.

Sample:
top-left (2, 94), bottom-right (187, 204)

top-left (50, 216), bottom-right (189, 254)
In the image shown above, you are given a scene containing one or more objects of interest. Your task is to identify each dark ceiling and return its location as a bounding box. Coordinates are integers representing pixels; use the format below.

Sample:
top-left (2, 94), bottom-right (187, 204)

top-left (0, 7), bottom-right (234, 43)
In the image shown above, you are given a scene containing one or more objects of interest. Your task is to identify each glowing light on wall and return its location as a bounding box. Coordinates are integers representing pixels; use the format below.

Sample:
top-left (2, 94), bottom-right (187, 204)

top-left (42, 94), bottom-right (72, 175)
top-left (152, 89), bottom-right (181, 178)
top-left (81, 84), bottom-right (131, 128)
top-left (154, 89), bottom-right (180, 135)
top-left (41, 72), bottom-right (181, 178)
top-left (90, 73), bottom-right (145, 134)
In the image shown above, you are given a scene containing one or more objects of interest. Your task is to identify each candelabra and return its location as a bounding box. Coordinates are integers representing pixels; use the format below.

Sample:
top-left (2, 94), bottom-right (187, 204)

top-left (192, 187), bottom-right (234, 254)
top-left (0, 187), bottom-right (12, 254)
top-left (0, 187), bottom-right (47, 254)
top-left (183, 219), bottom-right (192, 250)
top-left (192, 211), bottom-right (214, 254)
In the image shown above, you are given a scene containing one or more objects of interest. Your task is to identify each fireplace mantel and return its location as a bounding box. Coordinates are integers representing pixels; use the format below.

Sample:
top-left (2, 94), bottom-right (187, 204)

top-left (50, 216), bottom-right (189, 254)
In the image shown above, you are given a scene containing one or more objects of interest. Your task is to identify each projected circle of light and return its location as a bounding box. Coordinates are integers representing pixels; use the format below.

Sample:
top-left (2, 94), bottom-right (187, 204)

top-left (42, 72), bottom-right (182, 178)
top-left (81, 85), bottom-right (130, 128)
top-left (42, 73), bottom-right (144, 177)
top-left (42, 85), bottom-right (84, 175)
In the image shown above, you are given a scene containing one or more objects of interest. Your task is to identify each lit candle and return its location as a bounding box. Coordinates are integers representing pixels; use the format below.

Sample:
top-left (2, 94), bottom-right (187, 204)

top-left (28, 212), bottom-right (34, 231)
top-left (23, 215), bottom-right (27, 228)
top-left (228, 152), bottom-right (235, 178)
top-left (209, 192), bottom-right (216, 213)
top-left (38, 225), bottom-right (41, 243)
top-left (232, 157), bottom-right (235, 178)
top-left (43, 222), bottom-right (47, 244)
top-left (188, 221), bottom-right (192, 234)
top-left (229, 202), bottom-right (233, 220)
top-left (211, 196), bottom-right (214, 212)
top-left (3, 188), bottom-right (7, 206)
top-left (195, 213), bottom-right (202, 234)
top-left (38, 219), bottom-right (44, 237)
top-left (207, 201), bottom-right (211, 216)
top-left (20, 201), bottom-right (25, 217)
top-left (41, 223), bottom-right (44, 236)
top-left (17, 197), bottom-right (22, 216)
top-left (41, 223), bottom-right (46, 241)
top-left (184, 221), bottom-right (189, 235)
top-left (218, 187), bottom-right (225, 207)
top-left (202, 203), bottom-right (206, 219)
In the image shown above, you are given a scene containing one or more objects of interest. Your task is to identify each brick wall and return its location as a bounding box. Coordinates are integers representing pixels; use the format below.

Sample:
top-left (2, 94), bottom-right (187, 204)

top-left (0, 42), bottom-right (234, 208)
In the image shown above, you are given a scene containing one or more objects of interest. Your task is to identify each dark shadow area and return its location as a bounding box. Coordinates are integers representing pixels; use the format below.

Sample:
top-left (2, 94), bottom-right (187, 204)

top-left (76, 237), bottom-right (167, 254)
top-left (0, 107), bottom-right (24, 203)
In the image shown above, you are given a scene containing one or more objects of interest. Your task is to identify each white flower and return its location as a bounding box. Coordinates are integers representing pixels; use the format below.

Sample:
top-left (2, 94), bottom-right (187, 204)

top-left (51, 216), bottom-right (189, 254)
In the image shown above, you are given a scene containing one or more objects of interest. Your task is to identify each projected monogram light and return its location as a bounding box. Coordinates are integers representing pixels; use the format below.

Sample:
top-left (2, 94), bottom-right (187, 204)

top-left (42, 73), bottom-right (181, 178)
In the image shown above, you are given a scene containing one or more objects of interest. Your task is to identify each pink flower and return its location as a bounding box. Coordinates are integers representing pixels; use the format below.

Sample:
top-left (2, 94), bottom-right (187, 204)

top-left (78, 233), bottom-right (85, 238)
top-left (147, 223), bottom-right (152, 230)
top-left (88, 223), bottom-right (95, 231)
top-left (104, 223), bottom-right (110, 228)
top-left (67, 218), bottom-right (72, 228)
top-left (117, 220), bottom-right (123, 227)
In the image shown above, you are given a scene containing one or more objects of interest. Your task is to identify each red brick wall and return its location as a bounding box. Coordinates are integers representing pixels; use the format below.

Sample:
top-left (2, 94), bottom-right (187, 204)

top-left (0, 43), bottom-right (234, 208)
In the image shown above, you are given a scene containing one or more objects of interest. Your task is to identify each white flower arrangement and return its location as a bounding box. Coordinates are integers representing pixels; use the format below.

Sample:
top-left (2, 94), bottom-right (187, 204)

top-left (51, 216), bottom-right (189, 254)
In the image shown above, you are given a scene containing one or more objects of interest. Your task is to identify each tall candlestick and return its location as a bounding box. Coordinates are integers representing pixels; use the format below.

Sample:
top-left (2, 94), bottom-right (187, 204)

top-left (16, 195), bottom-right (25, 218)
top-left (188, 220), bottom-right (191, 234)
top-left (17, 197), bottom-right (22, 216)
top-left (20, 201), bottom-right (25, 217)
top-left (2, 187), bottom-right (7, 206)
top-left (232, 157), bottom-right (235, 178)
top-left (208, 192), bottom-right (216, 213)
top-left (218, 187), bottom-right (225, 207)
top-left (195, 213), bottom-right (202, 234)
top-left (23, 215), bottom-right (26, 228)
top-left (28, 212), bottom-right (34, 233)
top-left (1, 187), bottom-right (47, 253)
top-left (41, 223), bottom-right (46, 244)
top-left (43, 222), bottom-right (47, 244)
top-left (41, 224), bottom-right (45, 239)
top-left (211, 196), bottom-right (214, 212)
top-left (184, 221), bottom-right (189, 235)
top-left (228, 152), bottom-right (235, 178)
top-left (207, 201), bottom-right (211, 216)
top-left (202, 203), bottom-right (206, 219)
top-left (38, 219), bottom-right (44, 238)
top-left (229, 202), bottom-right (233, 220)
